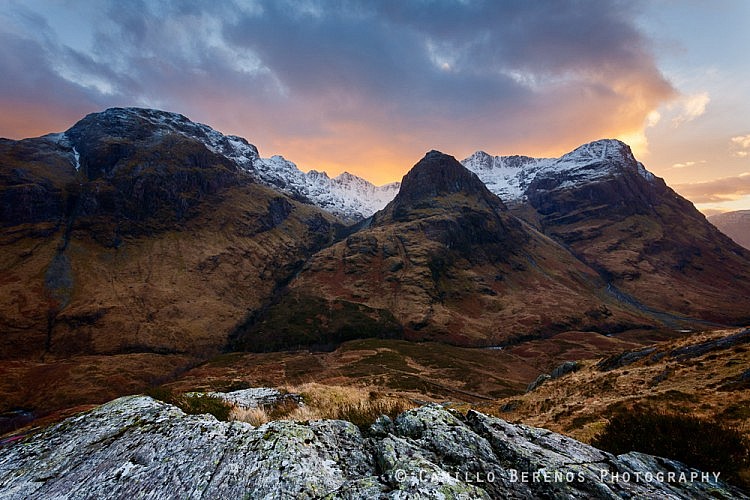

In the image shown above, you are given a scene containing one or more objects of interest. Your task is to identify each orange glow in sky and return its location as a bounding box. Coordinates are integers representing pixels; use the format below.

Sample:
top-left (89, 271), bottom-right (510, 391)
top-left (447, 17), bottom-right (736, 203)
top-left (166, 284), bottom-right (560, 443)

top-left (1, 1), bottom-right (748, 213)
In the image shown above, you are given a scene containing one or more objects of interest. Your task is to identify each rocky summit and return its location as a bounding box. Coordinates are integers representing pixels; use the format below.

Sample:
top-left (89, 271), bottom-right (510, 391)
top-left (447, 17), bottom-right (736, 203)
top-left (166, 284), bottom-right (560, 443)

top-left (0, 393), bottom-right (744, 499)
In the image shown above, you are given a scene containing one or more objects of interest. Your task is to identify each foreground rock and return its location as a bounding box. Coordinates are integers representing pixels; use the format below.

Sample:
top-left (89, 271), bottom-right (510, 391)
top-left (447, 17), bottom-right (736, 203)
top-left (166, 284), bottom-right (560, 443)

top-left (0, 396), bottom-right (745, 499)
top-left (192, 387), bottom-right (303, 410)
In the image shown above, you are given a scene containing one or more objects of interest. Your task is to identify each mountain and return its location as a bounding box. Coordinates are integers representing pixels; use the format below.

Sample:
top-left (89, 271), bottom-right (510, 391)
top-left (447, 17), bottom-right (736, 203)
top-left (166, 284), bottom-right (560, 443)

top-left (461, 139), bottom-right (654, 206)
top-left (1, 107), bottom-right (397, 225)
top-left (0, 108), bottom-right (351, 414)
top-left (709, 210), bottom-right (750, 250)
top-left (231, 151), bottom-right (657, 351)
top-left (254, 156), bottom-right (400, 222)
top-left (4, 108), bottom-right (750, 417)
top-left (463, 140), bottom-right (750, 325)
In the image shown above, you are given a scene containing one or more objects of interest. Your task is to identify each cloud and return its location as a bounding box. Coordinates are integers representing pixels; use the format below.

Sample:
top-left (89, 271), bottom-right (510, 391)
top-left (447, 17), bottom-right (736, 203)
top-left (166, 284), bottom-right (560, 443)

top-left (675, 173), bottom-right (750, 203)
top-left (731, 134), bottom-right (750, 158)
top-left (671, 160), bottom-right (705, 168)
top-left (0, 0), bottom-right (676, 182)
top-left (671, 92), bottom-right (710, 126)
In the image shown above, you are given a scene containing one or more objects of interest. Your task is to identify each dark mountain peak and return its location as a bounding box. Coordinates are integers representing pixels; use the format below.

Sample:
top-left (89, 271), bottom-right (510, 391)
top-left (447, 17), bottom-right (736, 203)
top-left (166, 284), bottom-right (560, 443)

top-left (395, 150), bottom-right (505, 206)
top-left (370, 150), bottom-right (507, 226)
top-left (401, 150), bottom-right (480, 196)
top-left (63, 107), bottom-right (256, 182)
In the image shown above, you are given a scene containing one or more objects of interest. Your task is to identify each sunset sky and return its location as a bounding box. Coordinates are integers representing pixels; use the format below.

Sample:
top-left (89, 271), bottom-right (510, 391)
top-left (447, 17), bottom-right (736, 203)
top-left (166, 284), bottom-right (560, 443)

top-left (1, 0), bottom-right (748, 214)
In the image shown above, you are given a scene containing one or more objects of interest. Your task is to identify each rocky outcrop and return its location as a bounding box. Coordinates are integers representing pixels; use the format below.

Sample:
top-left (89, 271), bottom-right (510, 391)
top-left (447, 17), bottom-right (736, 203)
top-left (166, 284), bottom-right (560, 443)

top-left (526, 361), bottom-right (580, 392)
top-left (198, 387), bottom-right (303, 410)
top-left (0, 395), bottom-right (744, 499)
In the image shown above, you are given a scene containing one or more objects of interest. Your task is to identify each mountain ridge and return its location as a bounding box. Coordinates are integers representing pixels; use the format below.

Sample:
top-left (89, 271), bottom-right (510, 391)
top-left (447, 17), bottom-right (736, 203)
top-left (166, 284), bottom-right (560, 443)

top-left (35, 107), bottom-right (397, 223)
top-left (3, 106), bottom-right (750, 420)
top-left (231, 150), bottom-right (662, 351)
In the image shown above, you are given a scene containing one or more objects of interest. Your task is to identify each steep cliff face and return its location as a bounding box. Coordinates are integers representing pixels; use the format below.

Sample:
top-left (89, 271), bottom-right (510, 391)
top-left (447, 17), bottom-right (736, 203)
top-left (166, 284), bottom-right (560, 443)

top-left (0, 395), bottom-right (743, 499)
top-left (0, 137), bottom-right (76, 230)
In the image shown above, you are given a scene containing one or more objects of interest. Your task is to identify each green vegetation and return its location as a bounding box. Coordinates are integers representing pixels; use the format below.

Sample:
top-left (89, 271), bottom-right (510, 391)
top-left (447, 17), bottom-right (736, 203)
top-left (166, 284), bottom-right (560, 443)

top-left (233, 293), bottom-right (403, 352)
top-left (178, 394), bottom-right (232, 421)
top-left (145, 386), bottom-right (232, 421)
top-left (328, 397), bottom-right (410, 430)
top-left (592, 408), bottom-right (750, 488)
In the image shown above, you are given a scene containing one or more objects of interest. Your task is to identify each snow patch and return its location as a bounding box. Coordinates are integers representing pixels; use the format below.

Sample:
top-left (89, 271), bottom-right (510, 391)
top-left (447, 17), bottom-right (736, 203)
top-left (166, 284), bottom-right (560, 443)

top-left (462, 139), bottom-right (655, 204)
top-left (72, 147), bottom-right (80, 171)
top-left (254, 156), bottom-right (399, 221)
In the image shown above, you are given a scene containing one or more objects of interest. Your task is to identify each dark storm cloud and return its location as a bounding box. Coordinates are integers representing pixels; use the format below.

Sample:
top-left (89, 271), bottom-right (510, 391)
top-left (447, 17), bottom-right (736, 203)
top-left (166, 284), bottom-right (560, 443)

top-left (0, 0), bottom-right (675, 180)
top-left (0, 30), bottom-right (107, 137)
top-left (219, 0), bottom-right (664, 120)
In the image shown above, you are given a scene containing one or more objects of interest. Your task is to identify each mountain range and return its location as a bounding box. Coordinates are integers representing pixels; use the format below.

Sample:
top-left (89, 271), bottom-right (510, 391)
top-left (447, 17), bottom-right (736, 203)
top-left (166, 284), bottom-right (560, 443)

top-left (2, 107), bottom-right (750, 414)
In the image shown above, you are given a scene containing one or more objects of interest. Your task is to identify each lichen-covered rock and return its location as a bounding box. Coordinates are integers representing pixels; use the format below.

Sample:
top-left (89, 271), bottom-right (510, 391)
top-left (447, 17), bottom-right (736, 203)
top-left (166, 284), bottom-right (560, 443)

top-left (197, 387), bottom-right (303, 410)
top-left (0, 396), bottom-right (745, 499)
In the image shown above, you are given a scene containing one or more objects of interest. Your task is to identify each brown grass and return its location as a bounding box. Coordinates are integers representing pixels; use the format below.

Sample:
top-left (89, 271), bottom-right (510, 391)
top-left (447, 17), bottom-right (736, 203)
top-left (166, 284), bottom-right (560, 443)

top-left (480, 328), bottom-right (750, 446)
top-left (230, 406), bottom-right (269, 426)
top-left (227, 383), bottom-right (415, 430)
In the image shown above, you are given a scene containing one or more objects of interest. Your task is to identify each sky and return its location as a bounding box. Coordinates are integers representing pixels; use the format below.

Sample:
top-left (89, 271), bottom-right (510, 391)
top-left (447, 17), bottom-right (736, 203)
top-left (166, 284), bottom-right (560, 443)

top-left (1, 0), bottom-right (748, 214)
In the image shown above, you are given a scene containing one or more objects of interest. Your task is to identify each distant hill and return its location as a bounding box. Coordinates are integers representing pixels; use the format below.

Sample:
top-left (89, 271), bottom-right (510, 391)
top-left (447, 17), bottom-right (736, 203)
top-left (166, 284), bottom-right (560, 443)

top-left (709, 210), bottom-right (750, 250)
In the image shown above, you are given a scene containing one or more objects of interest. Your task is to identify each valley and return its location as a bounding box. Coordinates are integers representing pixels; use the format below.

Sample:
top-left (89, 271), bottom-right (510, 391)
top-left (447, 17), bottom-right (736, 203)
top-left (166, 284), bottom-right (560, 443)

top-left (1, 108), bottom-right (749, 495)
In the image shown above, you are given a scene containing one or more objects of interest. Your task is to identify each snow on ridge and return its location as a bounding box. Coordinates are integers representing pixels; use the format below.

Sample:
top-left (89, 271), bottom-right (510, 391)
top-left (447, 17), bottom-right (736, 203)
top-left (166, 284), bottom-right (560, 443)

top-left (40, 132), bottom-right (82, 172)
top-left (72, 147), bottom-right (80, 171)
top-left (462, 139), bottom-right (654, 203)
top-left (93, 108), bottom-right (261, 169)
top-left (93, 109), bottom-right (397, 222)
top-left (254, 155), bottom-right (400, 222)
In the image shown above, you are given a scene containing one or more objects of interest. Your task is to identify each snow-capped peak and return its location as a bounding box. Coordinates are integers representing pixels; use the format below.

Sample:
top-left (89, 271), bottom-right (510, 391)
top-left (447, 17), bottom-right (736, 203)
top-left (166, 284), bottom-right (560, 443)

top-left (462, 139), bottom-right (654, 204)
top-left (70, 107), bottom-right (261, 170)
top-left (253, 155), bottom-right (400, 222)
top-left (88, 109), bottom-right (399, 222)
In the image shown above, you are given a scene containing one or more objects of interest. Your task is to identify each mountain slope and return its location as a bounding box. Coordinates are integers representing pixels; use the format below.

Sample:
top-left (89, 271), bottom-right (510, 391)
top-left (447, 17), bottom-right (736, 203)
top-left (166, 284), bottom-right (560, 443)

top-left (232, 151), bottom-right (656, 351)
top-left (464, 140), bottom-right (750, 325)
top-left (488, 327), bottom-right (750, 455)
top-left (709, 210), bottom-right (750, 250)
top-left (0, 108), bottom-right (344, 376)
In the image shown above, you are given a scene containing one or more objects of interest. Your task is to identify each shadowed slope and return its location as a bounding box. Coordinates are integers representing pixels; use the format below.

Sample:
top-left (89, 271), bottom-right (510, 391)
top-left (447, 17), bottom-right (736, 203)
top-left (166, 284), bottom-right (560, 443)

top-left (232, 151), bottom-right (657, 351)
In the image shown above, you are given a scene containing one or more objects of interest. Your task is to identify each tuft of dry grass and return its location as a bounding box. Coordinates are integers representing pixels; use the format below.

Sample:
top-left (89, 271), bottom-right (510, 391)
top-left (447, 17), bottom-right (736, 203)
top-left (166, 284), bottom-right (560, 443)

top-left (227, 383), bottom-right (415, 430)
top-left (230, 406), bottom-right (269, 427)
top-left (284, 383), bottom-right (414, 429)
